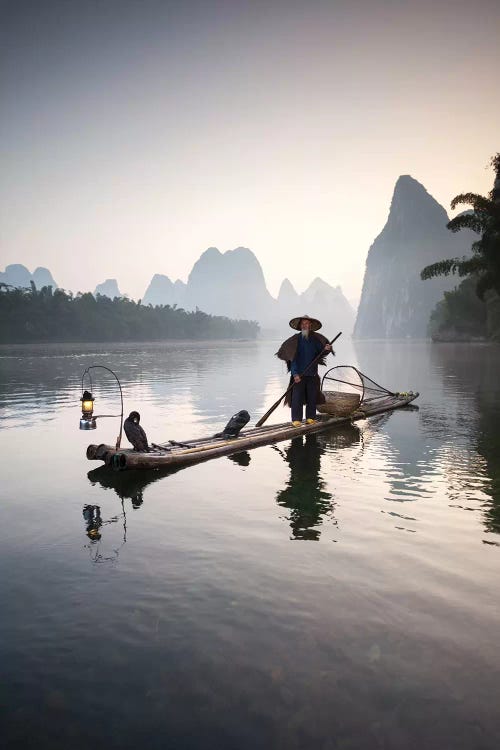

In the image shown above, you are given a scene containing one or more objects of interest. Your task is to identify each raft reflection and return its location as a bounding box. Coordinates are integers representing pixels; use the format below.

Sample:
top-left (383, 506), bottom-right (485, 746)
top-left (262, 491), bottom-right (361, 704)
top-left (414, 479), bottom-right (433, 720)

top-left (87, 465), bottom-right (174, 507)
top-left (276, 425), bottom-right (360, 540)
top-left (86, 449), bottom-right (250, 507)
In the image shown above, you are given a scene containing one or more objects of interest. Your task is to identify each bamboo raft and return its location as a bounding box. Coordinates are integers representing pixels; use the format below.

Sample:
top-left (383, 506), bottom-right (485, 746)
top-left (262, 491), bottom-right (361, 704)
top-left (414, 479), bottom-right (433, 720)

top-left (86, 390), bottom-right (419, 472)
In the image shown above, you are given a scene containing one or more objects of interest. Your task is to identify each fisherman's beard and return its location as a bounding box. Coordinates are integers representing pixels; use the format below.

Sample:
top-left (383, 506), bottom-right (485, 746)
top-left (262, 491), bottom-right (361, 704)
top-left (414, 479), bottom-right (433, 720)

top-left (301, 329), bottom-right (309, 339)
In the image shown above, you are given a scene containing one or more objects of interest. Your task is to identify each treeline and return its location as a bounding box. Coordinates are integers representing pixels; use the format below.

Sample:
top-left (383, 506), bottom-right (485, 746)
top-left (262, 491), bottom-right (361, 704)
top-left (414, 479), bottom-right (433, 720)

top-left (422, 152), bottom-right (500, 342)
top-left (429, 278), bottom-right (500, 341)
top-left (0, 284), bottom-right (260, 343)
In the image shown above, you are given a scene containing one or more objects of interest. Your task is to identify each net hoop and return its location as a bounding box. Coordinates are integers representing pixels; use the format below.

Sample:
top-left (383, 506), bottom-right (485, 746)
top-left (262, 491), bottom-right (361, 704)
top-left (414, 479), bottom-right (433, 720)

top-left (321, 365), bottom-right (395, 405)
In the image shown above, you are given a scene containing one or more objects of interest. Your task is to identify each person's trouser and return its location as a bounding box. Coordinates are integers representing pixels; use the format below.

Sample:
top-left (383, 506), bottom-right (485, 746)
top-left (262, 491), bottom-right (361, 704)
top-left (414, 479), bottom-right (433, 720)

top-left (291, 376), bottom-right (317, 421)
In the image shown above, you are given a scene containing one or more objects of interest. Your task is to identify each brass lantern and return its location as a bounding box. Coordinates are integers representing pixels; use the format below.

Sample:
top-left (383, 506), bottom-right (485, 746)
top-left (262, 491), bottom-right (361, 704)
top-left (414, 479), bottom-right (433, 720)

top-left (78, 365), bottom-right (124, 448)
top-left (80, 390), bottom-right (96, 430)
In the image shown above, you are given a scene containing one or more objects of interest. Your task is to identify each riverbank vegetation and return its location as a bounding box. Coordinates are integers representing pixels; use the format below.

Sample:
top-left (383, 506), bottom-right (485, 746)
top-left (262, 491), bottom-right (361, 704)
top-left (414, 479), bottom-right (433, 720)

top-left (422, 153), bottom-right (500, 341)
top-left (0, 284), bottom-right (260, 343)
top-left (428, 277), bottom-right (500, 341)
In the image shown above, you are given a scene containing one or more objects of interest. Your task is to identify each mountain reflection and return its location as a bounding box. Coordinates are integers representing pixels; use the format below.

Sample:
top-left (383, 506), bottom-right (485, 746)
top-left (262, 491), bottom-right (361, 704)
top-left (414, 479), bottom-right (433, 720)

top-left (276, 426), bottom-right (360, 540)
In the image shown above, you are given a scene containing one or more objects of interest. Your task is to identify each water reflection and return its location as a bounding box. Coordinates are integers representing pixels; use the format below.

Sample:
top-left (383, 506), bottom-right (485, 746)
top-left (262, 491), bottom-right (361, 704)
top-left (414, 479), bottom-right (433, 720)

top-left (477, 393), bottom-right (500, 535)
top-left (87, 466), bottom-right (174, 506)
top-left (88, 448), bottom-right (252, 509)
top-left (228, 451), bottom-right (252, 467)
top-left (429, 343), bottom-right (500, 536)
top-left (82, 499), bottom-right (127, 563)
top-left (3, 341), bottom-right (500, 750)
top-left (0, 340), bottom-right (276, 434)
top-left (82, 504), bottom-right (103, 540)
top-left (276, 426), bottom-right (360, 540)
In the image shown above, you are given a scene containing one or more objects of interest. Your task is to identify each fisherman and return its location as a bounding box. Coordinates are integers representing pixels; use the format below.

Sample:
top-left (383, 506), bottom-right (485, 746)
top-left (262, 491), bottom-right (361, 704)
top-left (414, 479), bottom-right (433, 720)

top-left (276, 315), bottom-right (332, 426)
top-left (124, 411), bottom-right (149, 452)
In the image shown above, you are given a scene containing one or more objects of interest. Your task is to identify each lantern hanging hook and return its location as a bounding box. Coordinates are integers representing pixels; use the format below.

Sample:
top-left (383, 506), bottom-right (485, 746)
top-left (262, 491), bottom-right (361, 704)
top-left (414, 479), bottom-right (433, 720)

top-left (79, 365), bottom-right (124, 449)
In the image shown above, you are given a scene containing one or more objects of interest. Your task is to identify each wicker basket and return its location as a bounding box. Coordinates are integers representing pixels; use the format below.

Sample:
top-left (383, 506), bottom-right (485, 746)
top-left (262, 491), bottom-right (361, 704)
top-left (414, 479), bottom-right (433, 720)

top-left (317, 391), bottom-right (361, 417)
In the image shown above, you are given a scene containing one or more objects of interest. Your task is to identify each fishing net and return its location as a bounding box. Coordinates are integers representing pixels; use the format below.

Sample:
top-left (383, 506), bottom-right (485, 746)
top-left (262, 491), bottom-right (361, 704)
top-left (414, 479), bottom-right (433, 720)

top-left (321, 366), bottom-right (395, 405)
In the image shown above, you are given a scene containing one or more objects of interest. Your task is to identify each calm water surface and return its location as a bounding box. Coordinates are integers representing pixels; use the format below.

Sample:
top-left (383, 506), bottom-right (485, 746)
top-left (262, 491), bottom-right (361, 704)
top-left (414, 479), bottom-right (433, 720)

top-left (1, 339), bottom-right (499, 749)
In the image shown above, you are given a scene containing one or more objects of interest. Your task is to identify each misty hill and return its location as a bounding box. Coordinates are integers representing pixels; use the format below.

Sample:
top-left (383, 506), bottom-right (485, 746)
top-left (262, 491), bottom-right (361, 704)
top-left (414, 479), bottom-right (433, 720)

top-left (142, 247), bottom-right (355, 334)
top-left (142, 274), bottom-right (187, 307)
top-left (300, 277), bottom-right (354, 329)
top-left (277, 278), bottom-right (299, 308)
top-left (0, 264), bottom-right (58, 290)
top-left (184, 246), bottom-right (275, 322)
top-left (94, 279), bottom-right (123, 298)
top-left (276, 276), bottom-right (355, 334)
top-left (354, 176), bottom-right (474, 338)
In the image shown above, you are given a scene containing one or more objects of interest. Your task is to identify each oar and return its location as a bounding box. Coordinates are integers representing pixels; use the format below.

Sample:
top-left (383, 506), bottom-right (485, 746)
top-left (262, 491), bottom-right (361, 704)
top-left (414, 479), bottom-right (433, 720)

top-left (255, 331), bottom-right (342, 427)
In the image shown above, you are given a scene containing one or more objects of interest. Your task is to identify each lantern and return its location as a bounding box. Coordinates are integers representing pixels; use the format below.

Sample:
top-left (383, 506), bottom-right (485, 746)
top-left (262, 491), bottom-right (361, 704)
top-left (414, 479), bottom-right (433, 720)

top-left (80, 390), bottom-right (96, 429)
top-left (78, 366), bottom-right (124, 448)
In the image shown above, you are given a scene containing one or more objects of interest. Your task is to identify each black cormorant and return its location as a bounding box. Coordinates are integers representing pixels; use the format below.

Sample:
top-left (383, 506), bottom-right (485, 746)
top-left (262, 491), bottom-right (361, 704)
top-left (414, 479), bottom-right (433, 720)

top-left (124, 411), bottom-right (149, 452)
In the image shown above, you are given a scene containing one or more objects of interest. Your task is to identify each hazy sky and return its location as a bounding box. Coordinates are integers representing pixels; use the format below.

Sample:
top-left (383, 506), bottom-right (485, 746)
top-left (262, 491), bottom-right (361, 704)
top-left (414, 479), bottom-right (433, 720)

top-left (1, 0), bottom-right (499, 303)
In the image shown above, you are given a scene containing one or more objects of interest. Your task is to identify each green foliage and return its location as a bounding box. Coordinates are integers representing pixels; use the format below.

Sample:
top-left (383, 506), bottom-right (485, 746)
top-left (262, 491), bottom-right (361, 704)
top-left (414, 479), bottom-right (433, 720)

top-left (428, 274), bottom-right (500, 341)
top-left (428, 276), bottom-right (488, 339)
top-left (421, 152), bottom-right (500, 301)
top-left (0, 286), bottom-right (260, 343)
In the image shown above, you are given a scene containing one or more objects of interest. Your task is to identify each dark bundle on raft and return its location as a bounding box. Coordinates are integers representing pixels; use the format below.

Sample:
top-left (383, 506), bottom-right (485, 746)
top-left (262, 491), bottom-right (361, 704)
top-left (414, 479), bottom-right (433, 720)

top-left (214, 410), bottom-right (250, 438)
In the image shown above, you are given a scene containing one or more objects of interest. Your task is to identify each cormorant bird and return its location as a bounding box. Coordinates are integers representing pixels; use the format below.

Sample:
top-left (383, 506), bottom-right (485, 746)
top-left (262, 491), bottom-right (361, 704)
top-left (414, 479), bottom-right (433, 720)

top-left (124, 411), bottom-right (149, 452)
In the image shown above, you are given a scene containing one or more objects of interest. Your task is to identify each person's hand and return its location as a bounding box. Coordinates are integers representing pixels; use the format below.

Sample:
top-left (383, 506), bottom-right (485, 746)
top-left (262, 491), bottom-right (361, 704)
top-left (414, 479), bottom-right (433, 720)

top-left (293, 375), bottom-right (301, 384)
top-left (324, 344), bottom-right (332, 352)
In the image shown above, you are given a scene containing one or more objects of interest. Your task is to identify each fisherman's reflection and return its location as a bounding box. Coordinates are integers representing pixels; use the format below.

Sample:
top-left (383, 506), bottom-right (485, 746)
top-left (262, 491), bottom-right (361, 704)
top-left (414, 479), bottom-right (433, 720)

top-left (276, 425), bottom-right (361, 540)
top-left (276, 434), bottom-right (333, 541)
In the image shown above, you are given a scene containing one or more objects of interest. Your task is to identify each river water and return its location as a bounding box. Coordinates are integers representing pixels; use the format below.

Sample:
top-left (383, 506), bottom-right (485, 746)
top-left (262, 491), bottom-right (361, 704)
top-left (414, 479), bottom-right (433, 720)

top-left (1, 339), bottom-right (499, 749)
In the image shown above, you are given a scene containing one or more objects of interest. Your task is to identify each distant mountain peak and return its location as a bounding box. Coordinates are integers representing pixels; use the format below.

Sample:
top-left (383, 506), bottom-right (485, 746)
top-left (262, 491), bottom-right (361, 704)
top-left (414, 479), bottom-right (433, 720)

top-left (32, 266), bottom-right (57, 289)
top-left (142, 246), bottom-right (354, 333)
top-left (0, 263), bottom-right (57, 290)
top-left (152, 273), bottom-right (172, 284)
top-left (94, 279), bottom-right (122, 298)
top-left (390, 175), bottom-right (444, 216)
top-left (354, 174), bottom-right (473, 339)
top-left (6, 263), bottom-right (30, 274)
top-left (188, 245), bottom-right (267, 288)
top-left (305, 277), bottom-right (343, 295)
top-left (307, 276), bottom-right (330, 291)
top-left (392, 174), bottom-right (446, 213)
top-left (278, 278), bottom-right (297, 295)
top-left (142, 273), bottom-right (182, 307)
top-left (227, 246), bottom-right (254, 258)
top-left (199, 246), bottom-right (222, 261)
top-left (371, 174), bottom-right (449, 256)
top-left (394, 174), bottom-right (428, 191)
